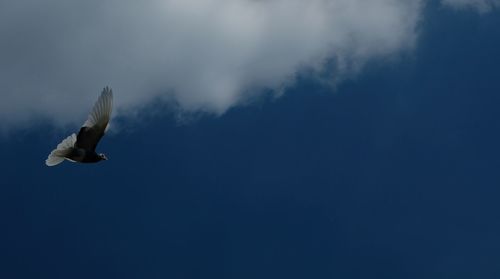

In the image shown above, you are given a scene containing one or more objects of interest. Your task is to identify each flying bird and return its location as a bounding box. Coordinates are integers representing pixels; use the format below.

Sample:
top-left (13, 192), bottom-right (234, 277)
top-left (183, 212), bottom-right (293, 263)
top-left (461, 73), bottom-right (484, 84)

top-left (46, 87), bottom-right (113, 166)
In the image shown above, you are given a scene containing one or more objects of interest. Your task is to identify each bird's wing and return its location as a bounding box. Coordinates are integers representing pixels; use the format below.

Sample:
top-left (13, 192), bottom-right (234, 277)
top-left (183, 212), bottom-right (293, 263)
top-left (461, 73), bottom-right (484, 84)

top-left (75, 87), bottom-right (113, 151)
top-left (45, 133), bottom-right (77, 166)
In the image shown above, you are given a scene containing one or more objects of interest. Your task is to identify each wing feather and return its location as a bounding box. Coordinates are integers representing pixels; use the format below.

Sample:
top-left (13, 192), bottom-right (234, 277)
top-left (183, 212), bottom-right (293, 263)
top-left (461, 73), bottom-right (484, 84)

top-left (83, 86), bottom-right (113, 128)
top-left (45, 133), bottom-right (77, 166)
top-left (75, 87), bottom-right (113, 150)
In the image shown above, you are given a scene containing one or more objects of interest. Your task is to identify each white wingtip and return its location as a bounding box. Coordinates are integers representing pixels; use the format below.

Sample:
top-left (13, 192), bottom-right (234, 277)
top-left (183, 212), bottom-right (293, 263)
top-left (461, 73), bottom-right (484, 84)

top-left (45, 134), bottom-right (76, 166)
top-left (45, 155), bottom-right (65, 166)
top-left (83, 86), bottom-right (113, 129)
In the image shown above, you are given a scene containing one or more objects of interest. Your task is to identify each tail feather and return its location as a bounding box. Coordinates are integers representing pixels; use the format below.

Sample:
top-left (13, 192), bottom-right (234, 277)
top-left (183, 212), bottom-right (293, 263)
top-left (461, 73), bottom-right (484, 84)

top-left (45, 134), bottom-right (76, 166)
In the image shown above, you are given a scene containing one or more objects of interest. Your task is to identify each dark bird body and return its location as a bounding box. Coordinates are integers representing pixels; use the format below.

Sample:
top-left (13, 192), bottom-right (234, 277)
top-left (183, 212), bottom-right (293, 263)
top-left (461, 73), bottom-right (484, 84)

top-left (46, 87), bottom-right (113, 166)
top-left (66, 148), bottom-right (103, 163)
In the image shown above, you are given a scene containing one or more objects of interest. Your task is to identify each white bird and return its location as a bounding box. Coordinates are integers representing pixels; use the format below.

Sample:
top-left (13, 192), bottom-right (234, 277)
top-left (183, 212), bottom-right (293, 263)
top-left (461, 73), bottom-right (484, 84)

top-left (46, 87), bottom-right (113, 166)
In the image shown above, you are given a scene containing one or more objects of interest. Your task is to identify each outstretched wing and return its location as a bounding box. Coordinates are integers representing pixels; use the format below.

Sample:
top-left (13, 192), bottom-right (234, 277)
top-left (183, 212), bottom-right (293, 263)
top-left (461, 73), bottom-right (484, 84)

top-left (75, 87), bottom-right (113, 151)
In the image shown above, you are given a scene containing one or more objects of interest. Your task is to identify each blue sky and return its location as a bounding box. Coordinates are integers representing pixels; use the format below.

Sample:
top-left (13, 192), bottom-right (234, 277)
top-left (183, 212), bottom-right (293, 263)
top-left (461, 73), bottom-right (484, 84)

top-left (1, 1), bottom-right (500, 278)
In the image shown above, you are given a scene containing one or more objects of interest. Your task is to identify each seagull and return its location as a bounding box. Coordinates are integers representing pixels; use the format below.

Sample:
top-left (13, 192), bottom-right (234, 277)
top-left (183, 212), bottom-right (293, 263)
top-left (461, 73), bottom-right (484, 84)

top-left (46, 87), bottom-right (113, 166)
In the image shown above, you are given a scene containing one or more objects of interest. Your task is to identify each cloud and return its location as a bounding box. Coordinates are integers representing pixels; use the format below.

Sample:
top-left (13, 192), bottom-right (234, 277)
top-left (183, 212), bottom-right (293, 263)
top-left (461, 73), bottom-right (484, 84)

top-left (441, 0), bottom-right (500, 12)
top-left (0, 0), bottom-right (424, 130)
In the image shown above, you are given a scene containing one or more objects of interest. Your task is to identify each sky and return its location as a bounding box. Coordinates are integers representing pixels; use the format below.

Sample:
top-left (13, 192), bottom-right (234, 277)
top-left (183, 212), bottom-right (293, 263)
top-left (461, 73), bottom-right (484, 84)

top-left (1, 0), bottom-right (500, 278)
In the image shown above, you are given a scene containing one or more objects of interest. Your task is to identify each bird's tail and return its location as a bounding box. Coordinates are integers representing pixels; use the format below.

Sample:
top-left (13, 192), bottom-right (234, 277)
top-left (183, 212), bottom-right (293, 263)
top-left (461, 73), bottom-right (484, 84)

top-left (45, 133), bottom-right (77, 166)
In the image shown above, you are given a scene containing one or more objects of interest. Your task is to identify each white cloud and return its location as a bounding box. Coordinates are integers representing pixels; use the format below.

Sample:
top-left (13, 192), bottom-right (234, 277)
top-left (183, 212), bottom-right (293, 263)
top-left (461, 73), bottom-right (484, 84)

top-left (441, 0), bottom-right (500, 12)
top-left (0, 0), bottom-right (424, 130)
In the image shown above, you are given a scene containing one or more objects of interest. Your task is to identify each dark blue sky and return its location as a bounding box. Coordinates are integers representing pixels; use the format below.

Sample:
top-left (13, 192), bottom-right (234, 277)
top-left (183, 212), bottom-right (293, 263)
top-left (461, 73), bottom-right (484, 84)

top-left (1, 4), bottom-right (500, 279)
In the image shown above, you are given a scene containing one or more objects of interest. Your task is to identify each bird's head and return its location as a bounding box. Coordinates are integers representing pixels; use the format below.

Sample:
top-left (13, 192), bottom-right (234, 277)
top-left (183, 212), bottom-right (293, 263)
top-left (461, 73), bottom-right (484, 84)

top-left (99, 153), bottom-right (108, 161)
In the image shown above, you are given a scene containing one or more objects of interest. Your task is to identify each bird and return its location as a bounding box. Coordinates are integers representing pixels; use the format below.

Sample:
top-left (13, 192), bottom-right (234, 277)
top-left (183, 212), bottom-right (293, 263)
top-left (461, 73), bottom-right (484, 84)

top-left (45, 87), bottom-right (113, 166)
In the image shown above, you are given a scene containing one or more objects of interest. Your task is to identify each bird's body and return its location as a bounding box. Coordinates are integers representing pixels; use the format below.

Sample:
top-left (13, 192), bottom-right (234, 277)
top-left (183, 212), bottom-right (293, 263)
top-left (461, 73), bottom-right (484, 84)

top-left (66, 148), bottom-right (103, 163)
top-left (45, 87), bottom-right (113, 166)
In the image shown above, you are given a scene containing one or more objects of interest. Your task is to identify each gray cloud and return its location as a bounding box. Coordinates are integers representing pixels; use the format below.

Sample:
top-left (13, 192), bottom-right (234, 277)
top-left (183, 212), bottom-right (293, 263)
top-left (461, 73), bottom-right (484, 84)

top-left (1, 0), bottom-right (424, 130)
top-left (441, 0), bottom-right (500, 12)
